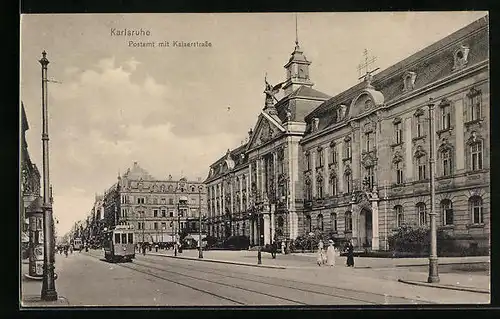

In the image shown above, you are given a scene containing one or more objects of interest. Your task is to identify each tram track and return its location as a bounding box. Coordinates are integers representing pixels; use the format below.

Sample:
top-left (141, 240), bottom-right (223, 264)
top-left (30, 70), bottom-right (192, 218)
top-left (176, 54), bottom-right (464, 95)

top-left (135, 256), bottom-right (426, 305)
top-left (86, 252), bottom-right (306, 305)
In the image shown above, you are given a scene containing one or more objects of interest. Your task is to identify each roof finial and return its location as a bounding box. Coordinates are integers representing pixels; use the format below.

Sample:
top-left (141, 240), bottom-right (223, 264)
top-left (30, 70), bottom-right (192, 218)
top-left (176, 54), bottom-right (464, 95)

top-left (295, 13), bottom-right (299, 47)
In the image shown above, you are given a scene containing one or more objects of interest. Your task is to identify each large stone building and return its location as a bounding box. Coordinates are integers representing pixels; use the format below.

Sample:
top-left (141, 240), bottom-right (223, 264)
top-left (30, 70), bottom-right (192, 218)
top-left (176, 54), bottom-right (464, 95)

top-left (103, 162), bottom-right (207, 244)
top-left (205, 39), bottom-right (331, 246)
top-left (205, 16), bottom-right (489, 251)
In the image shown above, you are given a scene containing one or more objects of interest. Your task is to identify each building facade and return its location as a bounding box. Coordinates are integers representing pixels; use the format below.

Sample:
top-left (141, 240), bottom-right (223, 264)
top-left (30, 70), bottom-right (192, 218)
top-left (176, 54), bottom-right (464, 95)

top-left (103, 162), bottom-right (207, 244)
top-left (300, 16), bottom-right (489, 251)
top-left (205, 16), bottom-right (489, 251)
top-left (205, 40), bottom-right (331, 246)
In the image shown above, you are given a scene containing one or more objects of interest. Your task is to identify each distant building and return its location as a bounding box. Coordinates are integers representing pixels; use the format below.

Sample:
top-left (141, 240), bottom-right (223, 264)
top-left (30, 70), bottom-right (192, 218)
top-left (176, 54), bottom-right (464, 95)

top-left (103, 162), bottom-right (207, 243)
top-left (205, 16), bottom-right (490, 251)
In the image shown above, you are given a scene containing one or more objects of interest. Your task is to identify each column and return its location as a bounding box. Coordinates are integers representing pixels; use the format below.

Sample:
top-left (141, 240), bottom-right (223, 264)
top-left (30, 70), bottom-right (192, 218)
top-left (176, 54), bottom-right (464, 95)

top-left (263, 207), bottom-right (271, 245)
top-left (239, 176), bottom-right (243, 212)
top-left (405, 117), bottom-right (414, 180)
top-left (324, 145), bottom-right (329, 193)
top-left (221, 182), bottom-right (225, 215)
top-left (230, 177), bottom-right (234, 215)
top-left (273, 152), bottom-right (278, 200)
top-left (455, 99), bottom-right (465, 170)
top-left (352, 130), bottom-right (361, 189)
top-left (260, 157), bottom-right (266, 199)
top-left (311, 151), bottom-right (317, 197)
top-left (338, 145), bottom-right (344, 193)
top-left (371, 200), bottom-right (380, 250)
top-left (255, 159), bottom-right (260, 197)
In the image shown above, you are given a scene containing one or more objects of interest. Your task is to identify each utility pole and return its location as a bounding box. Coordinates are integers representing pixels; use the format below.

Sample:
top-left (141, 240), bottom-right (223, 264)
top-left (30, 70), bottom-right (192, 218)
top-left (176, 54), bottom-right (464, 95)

top-left (39, 51), bottom-right (57, 301)
top-left (427, 97), bottom-right (440, 283)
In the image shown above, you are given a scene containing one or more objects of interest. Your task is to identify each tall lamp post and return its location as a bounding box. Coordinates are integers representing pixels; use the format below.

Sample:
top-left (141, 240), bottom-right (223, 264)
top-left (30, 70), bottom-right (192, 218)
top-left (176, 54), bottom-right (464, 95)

top-left (39, 51), bottom-right (58, 301)
top-left (427, 97), bottom-right (440, 283)
top-left (198, 185), bottom-right (204, 259)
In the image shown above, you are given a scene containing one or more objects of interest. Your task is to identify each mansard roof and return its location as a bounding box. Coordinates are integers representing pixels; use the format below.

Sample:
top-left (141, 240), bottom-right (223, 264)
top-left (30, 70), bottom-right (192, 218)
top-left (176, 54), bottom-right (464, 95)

top-left (304, 15), bottom-right (489, 133)
top-left (275, 85), bottom-right (331, 122)
top-left (205, 143), bottom-right (249, 183)
top-left (122, 161), bottom-right (157, 181)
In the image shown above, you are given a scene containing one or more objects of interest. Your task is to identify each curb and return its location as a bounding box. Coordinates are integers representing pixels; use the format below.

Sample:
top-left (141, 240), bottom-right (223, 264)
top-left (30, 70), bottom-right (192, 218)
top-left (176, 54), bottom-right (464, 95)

top-left (150, 253), bottom-right (287, 269)
top-left (397, 279), bottom-right (490, 294)
top-left (21, 295), bottom-right (70, 307)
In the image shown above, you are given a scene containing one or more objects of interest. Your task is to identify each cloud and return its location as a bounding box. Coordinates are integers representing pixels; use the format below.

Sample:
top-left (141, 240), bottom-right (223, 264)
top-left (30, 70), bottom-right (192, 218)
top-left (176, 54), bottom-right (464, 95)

top-left (45, 57), bottom-right (241, 234)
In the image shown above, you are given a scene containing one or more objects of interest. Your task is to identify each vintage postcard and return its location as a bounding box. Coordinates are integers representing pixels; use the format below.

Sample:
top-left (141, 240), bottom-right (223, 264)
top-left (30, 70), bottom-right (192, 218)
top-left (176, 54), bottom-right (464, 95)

top-left (20, 12), bottom-right (490, 307)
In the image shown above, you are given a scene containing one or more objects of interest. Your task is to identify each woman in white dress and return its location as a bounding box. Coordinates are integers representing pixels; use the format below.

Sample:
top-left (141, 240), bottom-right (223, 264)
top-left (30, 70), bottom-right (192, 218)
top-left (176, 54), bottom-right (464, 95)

top-left (326, 240), bottom-right (336, 266)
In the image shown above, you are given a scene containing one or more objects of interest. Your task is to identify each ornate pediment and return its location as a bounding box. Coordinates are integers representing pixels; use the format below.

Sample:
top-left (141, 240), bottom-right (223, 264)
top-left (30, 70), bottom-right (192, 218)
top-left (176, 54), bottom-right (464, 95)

top-left (344, 164), bottom-right (352, 176)
top-left (414, 145), bottom-right (427, 158)
top-left (466, 130), bottom-right (483, 145)
top-left (247, 115), bottom-right (284, 150)
top-left (467, 87), bottom-right (481, 98)
top-left (392, 151), bottom-right (403, 164)
top-left (438, 138), bottom-right (453, 152)
top-left (361, 152), bottom-right (377, 168)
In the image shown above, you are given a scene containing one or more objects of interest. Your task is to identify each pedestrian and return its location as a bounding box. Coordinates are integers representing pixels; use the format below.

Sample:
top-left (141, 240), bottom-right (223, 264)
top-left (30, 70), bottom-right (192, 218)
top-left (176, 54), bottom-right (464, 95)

top-left (318, 239), bottom-right (324, 251)
top-left (70, 245), bottom-right (73, 254)
top-left (316, 246), bottom-right (324, 266)
top-left (155, 243), bottom-right (159, 252)
top-left (142, 243), bottom-right (146, 256)
top-left (64, 245), bottom-right (68, 258)
top-left (271, 241), bottom-right (277, 259)
top-left (345, 239), bottom-right (355, 267)
top-left (281, 241), bottom-right (285, 255)
top-left (326, 240), bottom-right (336, 267)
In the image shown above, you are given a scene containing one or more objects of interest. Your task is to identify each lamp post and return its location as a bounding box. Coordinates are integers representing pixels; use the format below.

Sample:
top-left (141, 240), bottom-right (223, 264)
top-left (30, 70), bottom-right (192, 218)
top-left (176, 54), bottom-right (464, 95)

top-left (427, 97), bottom-right (440, 283)
top-left (171, 220), bottom-right (176, 256)
top-left (257, 208), bottom-right (262, 265)
top-left (198, 185), bottom-right (204, 259)
top-left (39, 51), bottom-right (58, 301)
top-left (162, 226), bottom-right (165, 246)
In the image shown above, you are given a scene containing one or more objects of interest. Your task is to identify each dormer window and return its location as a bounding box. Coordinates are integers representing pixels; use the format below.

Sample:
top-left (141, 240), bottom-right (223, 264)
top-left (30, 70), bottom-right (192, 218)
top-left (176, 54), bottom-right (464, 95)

top-left (402, 71), bottom-right (417, 92)
top-left (453, 45), bottom-right (470, 71)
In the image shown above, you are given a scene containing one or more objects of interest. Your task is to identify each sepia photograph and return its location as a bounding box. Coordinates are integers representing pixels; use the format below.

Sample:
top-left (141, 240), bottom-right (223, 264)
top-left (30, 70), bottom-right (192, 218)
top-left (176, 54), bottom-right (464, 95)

top-left (19, 11), bottom-right (490, 307)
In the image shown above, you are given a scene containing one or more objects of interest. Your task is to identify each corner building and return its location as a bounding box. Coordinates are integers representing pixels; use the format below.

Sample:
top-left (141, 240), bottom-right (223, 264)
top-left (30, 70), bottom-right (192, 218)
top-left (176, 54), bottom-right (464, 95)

top-left (301, 16), bottom-right (489, 251)
top-left (103, 162), bottom-right (207, 244)
top-left (206, 16), bottom-right (489, 251)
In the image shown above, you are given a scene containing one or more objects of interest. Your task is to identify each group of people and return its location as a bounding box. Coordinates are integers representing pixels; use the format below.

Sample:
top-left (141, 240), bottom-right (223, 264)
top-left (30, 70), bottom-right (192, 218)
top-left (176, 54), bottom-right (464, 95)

top-left (316, 239), bottom-right (355, 267)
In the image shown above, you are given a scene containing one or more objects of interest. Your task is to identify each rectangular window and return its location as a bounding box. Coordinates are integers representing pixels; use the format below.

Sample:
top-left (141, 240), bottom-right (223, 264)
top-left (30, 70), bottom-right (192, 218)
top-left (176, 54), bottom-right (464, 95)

top-left (121, 233), bottom-right (127, 244)
top-left (345, 175), bottom-right (352, 193)
top-left (345, 141), bottom-right (352, 159)
top-left (418, 157), bottom-right (427, 180)
top-left (394, 122), bottom-right (403, 144)
top-left (169, 211), bottom-right (174, 217)
top-left (470, 93), bottom-right (482, 121)
top-left (471, 143), bottom-right (483, 171)
top-left (330, 177), bottom-right (337, 196)
top-left (331, 146), bottom-right (337, 164)
top-left (154, 222), bottom-right (158, 230)
top-left (366, 166), bottom-right (375, 189)
top-left (161, 222), bottom-right (166, 230)
top-left (441, 105), bottom-right (451, 130)
top-left (306, 153), bottom-right (311, 170)
top-left (442, 151), bottom-right (452, 176)
top-left (317, 150), bottom-right (323, 167)
top-left (128, 233), bottom-right (134, 244)
top-left (153, 209), bottom-right (158, 217)
top-left (169, 198), bottom-right (174, 205)
top-left (115, 233), bottom-right (121, 244)
top-left (161, 209), bottom-right (166, 217)
top-left (396, 162), bottom-right (404, 185)
top-left (416, 115), bottom-right (424, 137)
top-left (365, 132), bottom-right (374, 152)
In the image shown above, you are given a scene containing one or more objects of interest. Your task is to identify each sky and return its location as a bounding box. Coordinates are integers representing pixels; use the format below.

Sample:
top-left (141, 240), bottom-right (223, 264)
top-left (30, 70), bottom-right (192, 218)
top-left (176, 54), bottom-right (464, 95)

top-left (20, 12), bottom-right (488, 236)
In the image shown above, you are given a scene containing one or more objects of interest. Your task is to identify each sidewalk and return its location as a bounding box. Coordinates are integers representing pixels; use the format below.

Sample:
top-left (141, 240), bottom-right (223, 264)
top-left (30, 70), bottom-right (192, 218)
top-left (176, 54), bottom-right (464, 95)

top-left (20, 261), bottom-right (70, 307)
top-left (150, 249), bottom-right (490, 293)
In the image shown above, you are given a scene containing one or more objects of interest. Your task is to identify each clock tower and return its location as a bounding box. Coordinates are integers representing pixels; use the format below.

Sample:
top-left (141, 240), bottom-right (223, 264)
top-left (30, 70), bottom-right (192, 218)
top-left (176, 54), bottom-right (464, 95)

top-left (282, 40), bottom-right (314, 95)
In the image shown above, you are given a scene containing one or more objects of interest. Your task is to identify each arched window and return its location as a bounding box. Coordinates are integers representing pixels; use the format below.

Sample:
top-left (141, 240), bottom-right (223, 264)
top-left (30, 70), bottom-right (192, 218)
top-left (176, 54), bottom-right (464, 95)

top-left (469, 196), bottom-right (484, 224)
top-left (416, 202), bottom-right (427, 226)
top-left (417, 156), bottom-right (427, 181)
top-left (441, 199), bottom-right (453, 226)
top-left (395, 205), bottom-right (404, 227)
top-left (345, 211), bottom-right (352, 232)
top-left (305, 178), bottom-right (312, 201)
top-left (317, 214), bottom-right (324, 231)
top-left (330, 175), bottom-right (338, 196)
top-left (330, 212), bottom-right (337, 232)
top-left (305, 215), bottom-right (312, 233)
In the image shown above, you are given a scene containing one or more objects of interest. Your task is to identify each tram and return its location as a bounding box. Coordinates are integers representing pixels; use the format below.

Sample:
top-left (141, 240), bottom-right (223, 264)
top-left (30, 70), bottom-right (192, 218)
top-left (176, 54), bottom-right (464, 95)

top-left (103, 225), bottom-right (136, 262)
top-left (73, 237), bottom-right (83, 251)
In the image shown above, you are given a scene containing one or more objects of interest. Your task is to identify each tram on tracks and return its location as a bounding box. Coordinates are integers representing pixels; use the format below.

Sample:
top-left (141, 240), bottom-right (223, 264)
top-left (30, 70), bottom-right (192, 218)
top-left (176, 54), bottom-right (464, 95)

top-left (103, 225), bottom-right (135, 262)
top-left (73, 237), bottom-right (83, 251)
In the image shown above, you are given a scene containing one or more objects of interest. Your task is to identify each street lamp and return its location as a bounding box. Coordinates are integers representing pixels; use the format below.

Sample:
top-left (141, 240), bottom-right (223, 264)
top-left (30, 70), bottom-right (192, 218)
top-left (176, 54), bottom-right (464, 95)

top-left (198, 185), bottom-right (204, 259)
top-left (39, 51), bottom-right (57, 301)
top-left (162, 226), bottom-right (166, 246)
top-left (427, 97), bottom-right (440, 283)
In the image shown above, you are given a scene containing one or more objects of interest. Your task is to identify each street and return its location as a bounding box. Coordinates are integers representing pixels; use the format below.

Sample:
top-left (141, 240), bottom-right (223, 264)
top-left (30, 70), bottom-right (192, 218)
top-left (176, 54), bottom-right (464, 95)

top-left (21, 250), bottom-right (490, 306)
